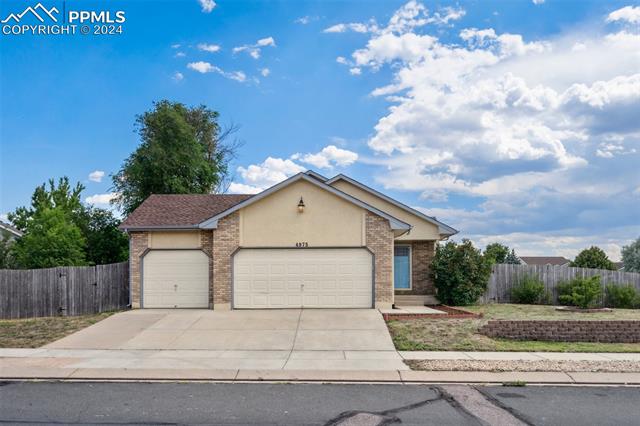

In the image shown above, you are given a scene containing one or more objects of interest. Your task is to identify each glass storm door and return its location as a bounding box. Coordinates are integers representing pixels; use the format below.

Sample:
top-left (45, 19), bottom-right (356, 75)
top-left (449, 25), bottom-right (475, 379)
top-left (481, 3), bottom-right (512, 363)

top-left (394, 246), bottom-right (411, 289)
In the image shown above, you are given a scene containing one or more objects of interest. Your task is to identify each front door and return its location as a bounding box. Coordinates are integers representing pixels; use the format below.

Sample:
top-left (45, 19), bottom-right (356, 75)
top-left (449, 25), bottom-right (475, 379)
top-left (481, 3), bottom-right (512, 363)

top-left (394, 246), bottom-right (411, 290)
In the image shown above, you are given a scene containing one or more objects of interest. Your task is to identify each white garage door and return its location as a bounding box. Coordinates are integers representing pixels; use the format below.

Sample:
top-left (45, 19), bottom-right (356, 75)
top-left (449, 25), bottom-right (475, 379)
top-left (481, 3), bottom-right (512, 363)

top-left (143, 250), bottom-right (209, 308)
top-left (233, 248), bottom-right (373, 309)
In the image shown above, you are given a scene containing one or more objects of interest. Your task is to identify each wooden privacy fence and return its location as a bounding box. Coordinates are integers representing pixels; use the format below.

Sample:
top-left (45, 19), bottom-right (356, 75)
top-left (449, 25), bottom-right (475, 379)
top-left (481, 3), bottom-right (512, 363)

top-left (0, 262), bottom-right (129, 319)
top-left (482, 264), bottom-right (640, 304)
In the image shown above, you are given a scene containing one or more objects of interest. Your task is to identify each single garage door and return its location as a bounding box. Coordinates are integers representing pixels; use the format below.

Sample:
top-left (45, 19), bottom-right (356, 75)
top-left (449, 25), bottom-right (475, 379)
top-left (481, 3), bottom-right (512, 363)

top-left (142, 250), bottom-right (209, 308)
top-left (233, 248), bottom-right (373, 309)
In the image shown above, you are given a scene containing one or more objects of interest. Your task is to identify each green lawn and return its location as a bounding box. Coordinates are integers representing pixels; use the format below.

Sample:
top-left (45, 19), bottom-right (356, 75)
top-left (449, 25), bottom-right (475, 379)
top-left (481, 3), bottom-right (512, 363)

top-left (387, 304), bottom-right (640, 353)
top-left (0, 312), bottom-right (116, 348)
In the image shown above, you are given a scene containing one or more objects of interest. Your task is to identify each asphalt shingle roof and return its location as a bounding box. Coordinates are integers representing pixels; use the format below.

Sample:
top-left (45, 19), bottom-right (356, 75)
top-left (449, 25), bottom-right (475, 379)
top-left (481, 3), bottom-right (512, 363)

top-left (519, 256), bottom-right (571, 266)
top-left (119, 194), bottom-right (252, 230)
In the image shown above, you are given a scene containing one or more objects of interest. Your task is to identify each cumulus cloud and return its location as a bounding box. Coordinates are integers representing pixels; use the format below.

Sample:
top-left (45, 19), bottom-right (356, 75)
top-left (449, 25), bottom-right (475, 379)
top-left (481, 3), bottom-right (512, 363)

top-left (532, 0), bottom-right (545, 5)
top-left (331, 1), bottom-right (640, 254)
top-left (233, 37), bottom-right (276, 59)
top-left (235, 157), bottom-right (306, 191)
top-left (292, 145), bottom-right (359, 169)
top-left (198, 0), bottom-right (216, 13)
top-left (85, 193), bottom-right (116, 206)
top-left (172, 71), bottom-right (184, 81)
top-left (607, 6), bottom-right (640, 24)
top-left (187, 61), bottom-right (246, 82)
top-left (88, 170), bottom-right (104, 183)
top-left (197, 43), bottom-right (221, 53)
top-left (260, 68), bottom-right (270, 77)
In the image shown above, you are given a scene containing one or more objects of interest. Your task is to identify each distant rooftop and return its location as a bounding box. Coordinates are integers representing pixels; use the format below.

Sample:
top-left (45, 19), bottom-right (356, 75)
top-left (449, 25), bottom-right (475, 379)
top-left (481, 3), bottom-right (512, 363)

top-left (519, 256), bottom-right (571, 266)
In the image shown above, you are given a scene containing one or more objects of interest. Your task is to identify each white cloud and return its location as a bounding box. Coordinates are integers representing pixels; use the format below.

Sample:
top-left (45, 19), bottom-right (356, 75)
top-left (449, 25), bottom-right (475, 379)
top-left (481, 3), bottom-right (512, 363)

top-left (323, 23), bottom-right (371, 33)
top-left (88, 170), bottom-right (105, 183)
top-left (532, 0), bottom-right (545, 5)
top-left (187, 62), bottom-right (246, 82)
top-left (292, 145), bottom-right (359, 169)
top-left (0, 213), bottom-right (9, 223)
top-left (197, 43), bottom-right (221, 53)
top-left (235, 157), bottom-right (306, 191)
top-left (198, 0), bottom-right (216, 13)
top-left (228, 183), bottom-right (262, 194)
top-left (329, 1), bottom-right (640, 254)
top-left (336, 56), bottom-right (348, 65)
top-left (172, 71), bottom-right (184, 81)
top-left (607, 6), bottom-right (640, 24)
top-left (233, 37), bottom-right (276, 59)
top-left (349, 67), bottom-right (361, 75)
top-left (187, 61), bottom-right (215, 73)
top-left (260, 68), bottom-right (270, 77)
top-left (85, 193), bottom-right (116, 206)
top-left (171, 43), bottom-right (181, 49)
top-left (174, 51), bottom-right (186, 58)
top-left (295, 15), bottom-right (318, 25)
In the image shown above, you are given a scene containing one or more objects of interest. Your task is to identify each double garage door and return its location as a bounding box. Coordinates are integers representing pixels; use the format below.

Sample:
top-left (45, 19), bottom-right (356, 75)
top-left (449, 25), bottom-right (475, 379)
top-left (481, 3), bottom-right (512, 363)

top-left (142, 248), bottom-right (373, 309)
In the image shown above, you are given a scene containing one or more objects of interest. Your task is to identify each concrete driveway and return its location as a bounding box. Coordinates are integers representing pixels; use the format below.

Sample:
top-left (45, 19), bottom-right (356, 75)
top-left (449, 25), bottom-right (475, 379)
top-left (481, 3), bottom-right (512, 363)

top-left (44, 309), bottom-right (405, 371)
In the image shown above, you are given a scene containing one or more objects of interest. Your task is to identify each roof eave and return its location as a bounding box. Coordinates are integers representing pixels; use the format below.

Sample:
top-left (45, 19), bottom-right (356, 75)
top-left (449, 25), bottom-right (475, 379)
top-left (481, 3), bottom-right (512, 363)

top-left (119, 224), bottom-right (201, 232)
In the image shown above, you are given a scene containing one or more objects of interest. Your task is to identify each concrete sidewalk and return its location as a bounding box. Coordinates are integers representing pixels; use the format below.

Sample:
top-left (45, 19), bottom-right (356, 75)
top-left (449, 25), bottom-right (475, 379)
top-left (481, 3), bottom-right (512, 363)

top-left (400, 351), bottom-right (640, 361)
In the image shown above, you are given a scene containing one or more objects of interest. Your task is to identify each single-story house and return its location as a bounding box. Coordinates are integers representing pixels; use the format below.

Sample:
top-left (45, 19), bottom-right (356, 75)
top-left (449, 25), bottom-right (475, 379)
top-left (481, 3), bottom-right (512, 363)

top-left (519, 256), bottom-right (571, 267)
top-left (119, 171), bottom-right (457, 310)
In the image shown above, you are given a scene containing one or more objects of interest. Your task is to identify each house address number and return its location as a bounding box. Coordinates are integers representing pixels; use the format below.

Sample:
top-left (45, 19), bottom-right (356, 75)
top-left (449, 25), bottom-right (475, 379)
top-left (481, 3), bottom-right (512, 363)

top-left (295, 242), bottom-right (309, 248)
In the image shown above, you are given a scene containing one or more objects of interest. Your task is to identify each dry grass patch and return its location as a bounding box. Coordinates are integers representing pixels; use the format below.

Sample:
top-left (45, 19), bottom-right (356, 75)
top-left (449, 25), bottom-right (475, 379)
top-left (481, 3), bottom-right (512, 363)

top-left (387, 304), bottom-right (640, 353)
top-left (0, 312), bottom-right (116, 348)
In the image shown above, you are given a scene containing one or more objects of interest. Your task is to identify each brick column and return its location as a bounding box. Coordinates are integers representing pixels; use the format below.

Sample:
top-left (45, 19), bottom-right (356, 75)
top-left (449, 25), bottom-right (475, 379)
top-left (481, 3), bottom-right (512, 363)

top-left (129, 231), bottom-right (149, 308)
top-left (212, 212), bottom-right (239, 310)
top-left (365, 212), bottom-right (394, 308)
top-left (200, 230), bottom-right (214, 308)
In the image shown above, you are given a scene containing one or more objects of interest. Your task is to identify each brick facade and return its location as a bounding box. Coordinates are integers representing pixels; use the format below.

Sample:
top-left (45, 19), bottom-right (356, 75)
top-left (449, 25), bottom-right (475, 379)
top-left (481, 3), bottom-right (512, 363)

top-left (129, 231), bottom-right (149, 308)
top-left (211, 211), bottom-right (240, 310)
top-left (480, 320), bottom-right (640, 343)
top-left (365, 212), bottom-right (394, 308)
top-left (394, 240), bottom-right (436, 296)
top-left (128, 230), bottom-right (213, 308)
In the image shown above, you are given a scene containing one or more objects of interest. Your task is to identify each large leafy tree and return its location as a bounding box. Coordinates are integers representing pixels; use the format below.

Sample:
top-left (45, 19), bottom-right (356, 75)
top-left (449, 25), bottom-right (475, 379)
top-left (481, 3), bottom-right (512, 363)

top-left (622, 237), bottom-right (640, 272)
top-left (484, 243), bottom-right (520, 264)
top-left (112, 100), bottom-right (239, 215)
top-left (8, 177), bottom-right (128, 268)
top-left (11, 208), bottom-right (87, 268)
top-left (571, 246), bottom-right (615, 270)
top-left (431, 239), bottom-right (493, 305)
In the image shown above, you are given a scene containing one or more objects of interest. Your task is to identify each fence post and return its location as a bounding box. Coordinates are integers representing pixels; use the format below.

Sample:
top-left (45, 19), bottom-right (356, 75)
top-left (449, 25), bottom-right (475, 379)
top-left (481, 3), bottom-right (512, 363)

top-left (57, 267), bottom-right (69, 316)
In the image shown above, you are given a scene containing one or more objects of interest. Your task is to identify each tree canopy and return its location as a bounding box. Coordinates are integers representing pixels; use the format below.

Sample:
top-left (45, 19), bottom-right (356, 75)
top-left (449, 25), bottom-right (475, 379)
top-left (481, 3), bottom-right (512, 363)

top-left (483, 242), bottom-right (520, 264)
top-left (571, 246), bottom-right (615, 270)
top-left (112, 100), bottom-right (239, 215)
top-left (622, 237), bottom-right (640, 272)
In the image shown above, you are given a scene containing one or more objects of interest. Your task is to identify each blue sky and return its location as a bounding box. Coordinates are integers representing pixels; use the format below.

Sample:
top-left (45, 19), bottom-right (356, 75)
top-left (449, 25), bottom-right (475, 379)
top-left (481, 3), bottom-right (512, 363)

top-left (1, 0), bottom-right (639, 260)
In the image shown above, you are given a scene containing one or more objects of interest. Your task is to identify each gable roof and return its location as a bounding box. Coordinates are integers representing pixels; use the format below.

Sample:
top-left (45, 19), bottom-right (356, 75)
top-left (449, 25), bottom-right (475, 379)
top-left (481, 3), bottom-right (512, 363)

top-left (0, 221), bottom-right (23, 238)
top-left (119, 194), bottom-right (252, 231)
top-left (325, 174), bottom-right (458, 236)
top-left (519, 256), bottom-right (571, 266)
top-left (199, 172), bottom-right (412, 233)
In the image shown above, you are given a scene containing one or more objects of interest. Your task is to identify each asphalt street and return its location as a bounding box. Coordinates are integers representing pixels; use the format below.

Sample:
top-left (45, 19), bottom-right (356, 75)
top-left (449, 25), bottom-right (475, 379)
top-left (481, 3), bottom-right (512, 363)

top-left (0, 382), bottom-right (639, 425)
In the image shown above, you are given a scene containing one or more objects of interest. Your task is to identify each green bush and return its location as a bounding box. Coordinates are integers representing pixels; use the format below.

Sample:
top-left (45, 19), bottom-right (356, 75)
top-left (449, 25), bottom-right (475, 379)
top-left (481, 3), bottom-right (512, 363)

top-left (431, 239), bottom-right (493, 306)
top-left (510, 275), bottom-right (550, 304)
top-left (605, 284), bottom-right (640, 309)
top-left (557, 276), bottom-right (602, 309)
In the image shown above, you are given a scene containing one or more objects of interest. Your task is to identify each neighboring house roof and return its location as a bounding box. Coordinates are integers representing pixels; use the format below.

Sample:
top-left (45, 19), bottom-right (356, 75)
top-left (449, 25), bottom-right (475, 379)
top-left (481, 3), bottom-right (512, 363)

top-left (613, 262), bottom-right (625, 271)
top-left (199, 172), bottom-right (412, 233)
top-left (119, 194), bottom-right (252, 231)
top-left (0, 221), bottom-right (23, 238)
top-left (519, 256), bottom-right (571, 266)
top-left (324, 174), bottom-right (458, 237)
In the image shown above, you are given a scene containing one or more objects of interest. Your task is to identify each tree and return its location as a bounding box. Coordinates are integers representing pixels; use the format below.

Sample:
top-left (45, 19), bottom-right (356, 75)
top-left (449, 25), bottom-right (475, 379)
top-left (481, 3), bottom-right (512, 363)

top-left (505, 249), bottom-right (521, 264)
top-left (8, 177), bottom-right (129, 267)
top-left (0, 233), bottom-right (16, 269)
top-left (112, 100), bottom-right (240, 215)
top-left (12, 209), bottom-right (87, 268)
top-left (621, 237), bottom-right (640, 272)
top-left (484, 243), bottom-right (510, 264)
top-left (431, 239), bottom-right (493, 306)
top-left (84, 207), bottom-right (129, 265)
top-left (571, 246), bottom-right (615, 270)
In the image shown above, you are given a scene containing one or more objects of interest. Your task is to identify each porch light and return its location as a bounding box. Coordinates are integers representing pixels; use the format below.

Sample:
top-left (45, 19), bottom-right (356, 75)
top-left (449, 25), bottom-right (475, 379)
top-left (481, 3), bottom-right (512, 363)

top-left (297, 197), bottom-right (305, 213)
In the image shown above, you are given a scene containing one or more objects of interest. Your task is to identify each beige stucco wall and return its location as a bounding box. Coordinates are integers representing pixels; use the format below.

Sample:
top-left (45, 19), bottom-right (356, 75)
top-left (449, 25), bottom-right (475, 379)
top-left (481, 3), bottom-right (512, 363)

top-left (148, 231), bottom-right (201, 249)
top-left (331, 180), bottom-right (440, 241)
top-left (240, 179), bottom-right (365, 247)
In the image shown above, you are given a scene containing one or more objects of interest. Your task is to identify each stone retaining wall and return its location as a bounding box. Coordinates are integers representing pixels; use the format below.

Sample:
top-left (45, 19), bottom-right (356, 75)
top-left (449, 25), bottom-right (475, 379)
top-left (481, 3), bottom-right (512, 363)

top-left (479, 320), bottom-right (640, 343)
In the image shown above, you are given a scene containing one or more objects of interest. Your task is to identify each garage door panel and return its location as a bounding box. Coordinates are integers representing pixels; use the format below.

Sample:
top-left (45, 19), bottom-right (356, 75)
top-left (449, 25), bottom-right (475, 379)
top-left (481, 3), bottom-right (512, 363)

top-left (233, 249), bottom-right (372, 309)
top-left (143, 250), bottom-right (209, 309)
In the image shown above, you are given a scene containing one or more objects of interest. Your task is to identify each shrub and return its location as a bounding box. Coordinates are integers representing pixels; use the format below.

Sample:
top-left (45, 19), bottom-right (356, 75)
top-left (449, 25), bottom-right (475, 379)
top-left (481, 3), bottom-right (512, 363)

top-left (557, 276), bottom-right (602, 309)
top-left (510, 275), bottom-right (549, 304)
top-left (605, 284), bottom-right (640, 309)
top-left (431, 239), bottom-right (493, 306)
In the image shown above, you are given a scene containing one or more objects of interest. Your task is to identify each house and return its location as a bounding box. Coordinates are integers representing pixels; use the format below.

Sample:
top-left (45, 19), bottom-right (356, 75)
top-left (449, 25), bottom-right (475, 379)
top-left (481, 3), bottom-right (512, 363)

top-left (0, 221), bottom-right (23, 241)
top-left (519, 256), bottom-right (571, 267)
top-left (613, 262), bottom-right (625, 271)
top-left (119, 171), bottom-right (457, 310)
